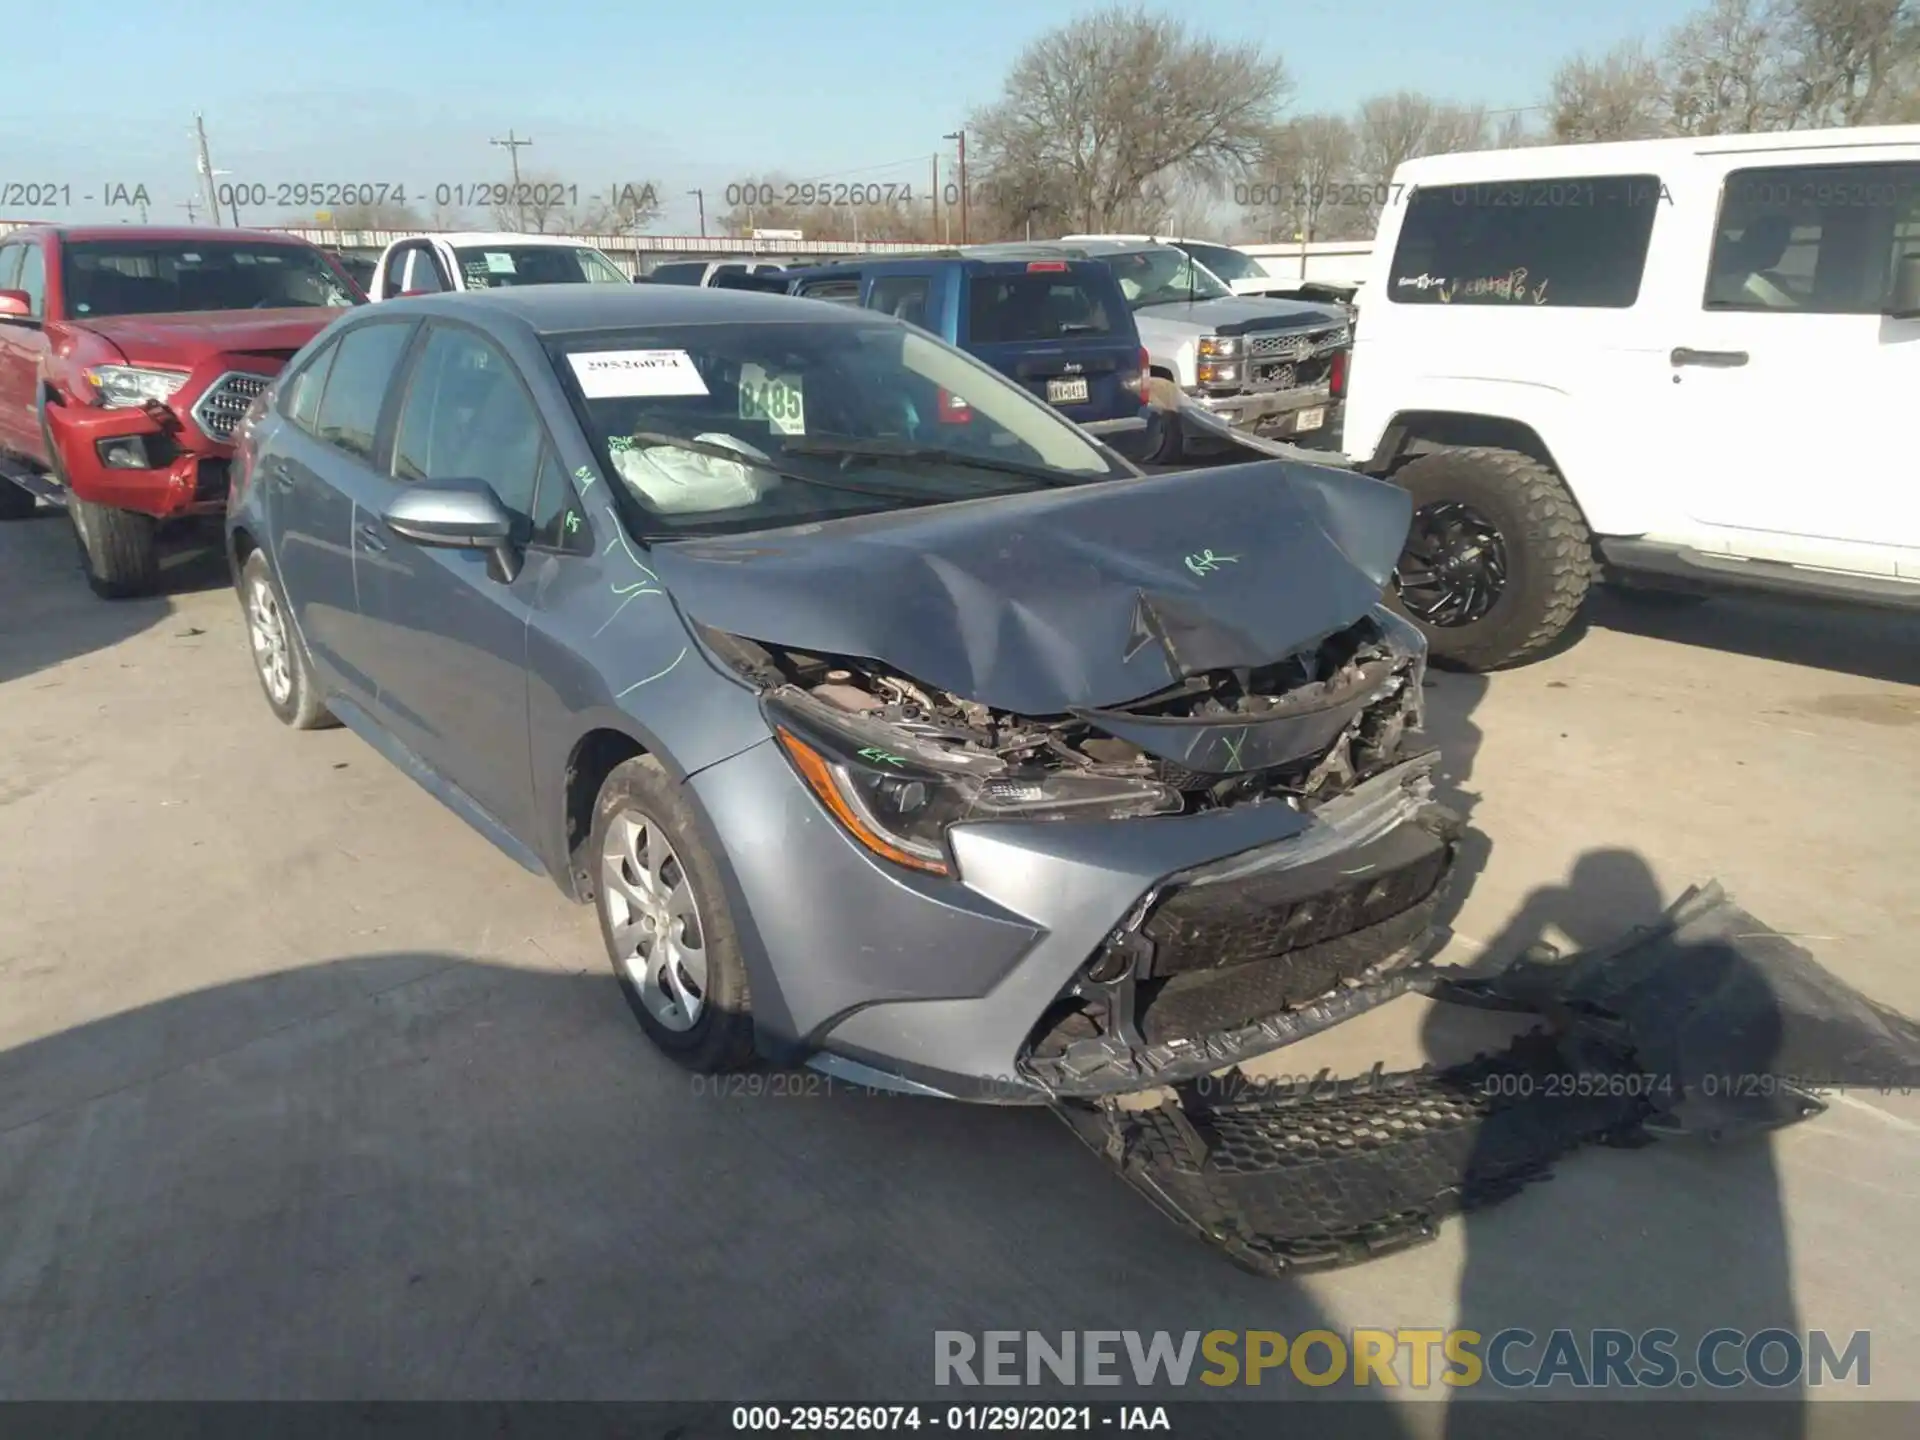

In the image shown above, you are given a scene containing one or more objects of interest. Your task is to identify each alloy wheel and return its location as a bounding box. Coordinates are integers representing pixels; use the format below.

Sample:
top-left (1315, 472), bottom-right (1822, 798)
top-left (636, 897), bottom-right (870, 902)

top-left (246, 573), bottom-right (294, 706)
top-left (601, 809), bottom-right (709, 1031)
top-left (1395, 500), bottom-right (1510, 627)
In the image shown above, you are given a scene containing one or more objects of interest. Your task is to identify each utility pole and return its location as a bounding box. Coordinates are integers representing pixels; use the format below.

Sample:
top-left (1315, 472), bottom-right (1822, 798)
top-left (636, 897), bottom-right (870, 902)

top-left (930, 154), bottom-right (939, 243)
top-left (490, 131), bottom-right (533, 228)
top-left (943, 130), bottom-right (967, 244)
top-left (193, 113), bottom-right (223, 226)
top-left (687, 188), bottom-right (706, 238)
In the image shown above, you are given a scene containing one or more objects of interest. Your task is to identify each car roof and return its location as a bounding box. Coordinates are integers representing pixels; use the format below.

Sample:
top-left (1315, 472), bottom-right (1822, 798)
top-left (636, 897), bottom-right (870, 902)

top-left (422, 231), bottom-right (609, 248)
top-left (962, 239), bottom-right (1177, 260)
top-left (9, 224), bottom-right (316, 245)
top-left (1060, 233), bottom-right (1237, 249)
top-left (379, 282), bottom-right (886, 333)
top-left (1393, 124), bottom-right (1920, 185)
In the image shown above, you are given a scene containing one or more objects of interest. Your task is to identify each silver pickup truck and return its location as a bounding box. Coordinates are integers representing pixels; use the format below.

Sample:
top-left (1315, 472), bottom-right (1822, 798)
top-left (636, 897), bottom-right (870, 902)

top-left (965, 239), bottom-right (1350, 463)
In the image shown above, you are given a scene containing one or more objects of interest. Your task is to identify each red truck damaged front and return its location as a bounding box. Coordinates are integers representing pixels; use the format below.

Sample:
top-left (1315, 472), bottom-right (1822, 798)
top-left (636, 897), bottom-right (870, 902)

top-left (0, 225), bottom-right (361, 595)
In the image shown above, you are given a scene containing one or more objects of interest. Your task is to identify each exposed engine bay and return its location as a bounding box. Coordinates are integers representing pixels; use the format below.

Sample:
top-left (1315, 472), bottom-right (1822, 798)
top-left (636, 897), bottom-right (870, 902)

top-left (706, 610), bottom-right (1427, 817)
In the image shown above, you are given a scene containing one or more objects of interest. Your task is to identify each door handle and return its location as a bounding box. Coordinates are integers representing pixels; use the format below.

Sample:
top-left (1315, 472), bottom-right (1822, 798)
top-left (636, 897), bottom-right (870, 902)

top-left (1670, 347), bottom-right (1749, 368)
top-left (357, 520), bottom-right (387, 553)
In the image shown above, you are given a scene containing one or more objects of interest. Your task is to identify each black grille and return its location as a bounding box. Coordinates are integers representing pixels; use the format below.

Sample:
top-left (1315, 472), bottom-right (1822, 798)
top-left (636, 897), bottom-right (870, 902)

top-left (1247, 325), bottom-right (1347, 361)
top-left (1141, 818), bottom-right (1453, 976)
top-left (192, 373), bottom-right (272, 442)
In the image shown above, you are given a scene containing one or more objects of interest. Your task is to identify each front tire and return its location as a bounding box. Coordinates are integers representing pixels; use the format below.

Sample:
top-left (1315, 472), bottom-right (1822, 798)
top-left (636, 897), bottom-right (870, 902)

top-left (591, 755), bottom-right (756, 1073)
top-left (1387, 446), bottom-right (1591, 671)
top-left (69, 497), bottom-right (160, 598)
top-left (240, 548), bottom-right (336, 729)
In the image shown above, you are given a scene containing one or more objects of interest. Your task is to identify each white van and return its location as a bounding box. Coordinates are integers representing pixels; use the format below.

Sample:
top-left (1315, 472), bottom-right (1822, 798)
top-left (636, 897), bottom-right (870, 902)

top-left (1343, 125), bottom-right (1920, 670)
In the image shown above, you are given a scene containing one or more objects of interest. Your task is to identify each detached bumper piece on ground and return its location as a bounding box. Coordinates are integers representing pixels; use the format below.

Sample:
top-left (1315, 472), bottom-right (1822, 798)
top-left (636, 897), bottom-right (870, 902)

top-left (1058, 883), bottom-right (1920, 1277)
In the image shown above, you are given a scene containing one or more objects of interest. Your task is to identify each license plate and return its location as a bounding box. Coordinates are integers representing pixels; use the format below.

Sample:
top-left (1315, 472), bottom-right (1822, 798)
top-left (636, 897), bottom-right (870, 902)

top-left (1046, 377), bottom-right (1090, 405)
top-left (1294, 407), bottom-right (1325, 432)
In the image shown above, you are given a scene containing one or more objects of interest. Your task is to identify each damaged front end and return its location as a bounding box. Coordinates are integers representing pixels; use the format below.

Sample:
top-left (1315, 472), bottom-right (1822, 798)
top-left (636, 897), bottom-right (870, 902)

top-left (708, 603), bottom-right (1461, 1098)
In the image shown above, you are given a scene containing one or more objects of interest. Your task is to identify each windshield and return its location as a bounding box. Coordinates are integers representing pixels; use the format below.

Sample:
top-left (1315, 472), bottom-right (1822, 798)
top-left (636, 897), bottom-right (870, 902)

top-left (61, 240), bottom-right (360, 317)
top-left (1180, 242), bottom-right (1270, 285)
top-left (1103, 246), bottom-right (1233, 307)
top-left (451, 244), bottom-right (630, 288)
top-left (551, 319), bottom-right (1129, 538)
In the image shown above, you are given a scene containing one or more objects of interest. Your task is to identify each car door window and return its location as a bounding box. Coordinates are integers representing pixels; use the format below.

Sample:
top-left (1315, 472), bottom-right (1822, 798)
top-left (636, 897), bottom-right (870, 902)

top-left (281, 338), bottom-right (340, 434)
top-left (378, 246), bottom-right (412, 297)
top-left (391, 325), bottom-right (544, 525)
top-left (0, 243), bottom-right (21, 292)
top-left (866, 275), bottom-right (932, 328)
top-left (313, 321), bottom-right (415, 461)
top-left (402, 246), bottom-right (446, 294)
top-left (528, 445), bottom-right (589, 551)
top-left (13, 246), bottom-right (44, 316)
top-left (1706, 163), bottom-right (1920, 314)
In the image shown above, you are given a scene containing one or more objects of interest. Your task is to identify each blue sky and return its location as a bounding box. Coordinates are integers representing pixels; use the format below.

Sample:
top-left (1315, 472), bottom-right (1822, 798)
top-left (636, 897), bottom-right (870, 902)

top-left (2, 0), bottom-right (1692, 231)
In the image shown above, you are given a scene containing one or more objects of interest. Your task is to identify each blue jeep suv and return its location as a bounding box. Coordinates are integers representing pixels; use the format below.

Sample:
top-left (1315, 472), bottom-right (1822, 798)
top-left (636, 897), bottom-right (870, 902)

top-left (783, 256), bottom-right (1152, 450)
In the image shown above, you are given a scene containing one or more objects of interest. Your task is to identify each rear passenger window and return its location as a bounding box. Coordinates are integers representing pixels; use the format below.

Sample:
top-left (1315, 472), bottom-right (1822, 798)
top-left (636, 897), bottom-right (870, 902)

top-left (867, 276), bottom-right (932, 328)
top-left (313, 321), bottom-right (414, 462)
top-left (1706, 163), bottom-right (1920, 314)
top-left (281, 339), bottom-right (339, 434)
top-left (967, 275), bottom-right (1114, 341)
top-left (1387, 174), bottom-right (1664, 308)
top-left (797, 277), bottom-right (861, 304)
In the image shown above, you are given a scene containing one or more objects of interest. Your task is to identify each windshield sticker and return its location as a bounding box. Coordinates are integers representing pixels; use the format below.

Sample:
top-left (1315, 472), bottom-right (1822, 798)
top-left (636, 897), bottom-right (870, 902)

top-left (1184, 549), bottom-right (1238, 577)
top-left (483, 251), bottom-right (516, 274)
top-left (738, 363), bottom-right (806, 435)
top-left (569, 349), bottom-right (711, 399)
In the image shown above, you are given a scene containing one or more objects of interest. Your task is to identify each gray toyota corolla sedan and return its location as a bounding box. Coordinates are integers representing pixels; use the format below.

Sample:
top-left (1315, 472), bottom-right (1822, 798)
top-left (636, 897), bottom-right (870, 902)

top-left (226, 284), bottom-right (1459, 1101)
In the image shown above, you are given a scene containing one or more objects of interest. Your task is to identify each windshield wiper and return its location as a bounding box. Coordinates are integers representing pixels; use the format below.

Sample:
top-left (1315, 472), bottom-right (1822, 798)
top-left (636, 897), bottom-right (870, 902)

top-left (778, 435), bottom-right (1090, 488)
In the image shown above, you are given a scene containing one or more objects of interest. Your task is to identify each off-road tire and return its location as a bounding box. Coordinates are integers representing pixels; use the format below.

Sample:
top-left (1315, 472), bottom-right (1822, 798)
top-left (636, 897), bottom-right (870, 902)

top-left (591, 755), bottom-right (757, 1073)
top-left (239, 548), bottom-right (337, 730)
top-left (1388, 445), bottom-right (1591, 671)
top-left (0, 479), bottom-right (35, 520)
top-left (69, 496), bottom-right (161, 599)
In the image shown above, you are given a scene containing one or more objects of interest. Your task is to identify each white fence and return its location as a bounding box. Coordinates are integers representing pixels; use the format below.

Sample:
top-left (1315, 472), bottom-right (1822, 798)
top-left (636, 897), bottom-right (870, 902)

top-left (1238, 239), bottom-right (1375, 287)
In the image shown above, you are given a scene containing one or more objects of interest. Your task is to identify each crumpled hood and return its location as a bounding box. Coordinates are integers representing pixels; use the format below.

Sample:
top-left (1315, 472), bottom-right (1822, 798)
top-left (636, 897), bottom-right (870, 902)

top-left (1135, 295), bottom-right (1346, 333)
top-left (650, 459), bottom-right (1413, 715)
top-left (72, 309), bottom-right (335, 363)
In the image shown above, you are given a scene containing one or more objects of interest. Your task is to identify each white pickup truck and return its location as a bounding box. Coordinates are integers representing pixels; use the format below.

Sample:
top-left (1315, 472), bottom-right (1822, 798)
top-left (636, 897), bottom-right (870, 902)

top-left (365, 232), bottom-right (631, 299)
top-left (1061, 232), bottom-right (1354, 305)
top-left (1341, 125), bottom-right (1920, 670)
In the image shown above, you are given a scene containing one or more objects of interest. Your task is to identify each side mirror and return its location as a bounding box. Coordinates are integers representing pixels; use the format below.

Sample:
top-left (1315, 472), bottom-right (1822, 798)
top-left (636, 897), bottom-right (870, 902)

top-left (1887, 252), bottom-right (1920, 320)
top-left (0, 289), bottom-right (33, 319)
top-left (383, 480), bottom-right (522, 583)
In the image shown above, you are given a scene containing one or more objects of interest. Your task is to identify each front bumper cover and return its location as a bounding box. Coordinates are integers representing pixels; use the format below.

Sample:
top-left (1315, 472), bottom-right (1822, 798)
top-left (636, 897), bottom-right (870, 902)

top-left (1063, 882), bottom-right (1920, 1277)
top-left (44, 399), bottom-right (233, 518)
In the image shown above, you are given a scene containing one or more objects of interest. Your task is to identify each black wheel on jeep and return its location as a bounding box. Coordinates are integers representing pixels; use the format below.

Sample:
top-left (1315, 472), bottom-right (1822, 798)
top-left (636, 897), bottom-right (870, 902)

top-left (68, 496), bottom-right (161, 599)
top-left (1386, 446), bottom-right (1591, 671)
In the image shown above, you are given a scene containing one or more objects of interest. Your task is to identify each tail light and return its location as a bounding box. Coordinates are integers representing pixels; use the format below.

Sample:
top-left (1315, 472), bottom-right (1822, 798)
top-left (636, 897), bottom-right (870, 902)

top-left (1025, 261), bottom-right (1069, 272)
top-left (1118, 347), bottom-right (1151, 405)
top-left (1330, 348), bottom-right (1348, 400)
top-left (936, 387), bottom-right (973, 424)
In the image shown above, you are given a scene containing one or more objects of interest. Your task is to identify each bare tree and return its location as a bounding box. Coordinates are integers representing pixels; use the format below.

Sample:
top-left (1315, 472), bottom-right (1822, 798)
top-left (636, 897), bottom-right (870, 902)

top-left (1354, 92), bottom-right (1491, 181)
top-left (1550, 41), bottom-right (1667, 140)
top-left (1241, 114), bottom-right (1368, 242)
top-left (969, 6), bottom-right (1291, 233)
top-left (1775, 0), bottom-right (1919, 124)
top-left (564, 180), bottom-right (665, 236)
top-left (322, 200), bottom-right (426, 230)
top-left (487, 169), bottom-right (574, 233)
top-left (1663, 0), bottom-right (1798, 132)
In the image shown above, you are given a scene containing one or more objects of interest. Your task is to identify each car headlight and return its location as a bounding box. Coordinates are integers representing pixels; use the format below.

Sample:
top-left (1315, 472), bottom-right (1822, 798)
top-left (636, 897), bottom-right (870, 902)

top-left (1196, 335), bottom-right (1242, 360)
top-left (766, 691), bottom-right (1182, 877)
top-left (82, 365), bottom-right (189, 408)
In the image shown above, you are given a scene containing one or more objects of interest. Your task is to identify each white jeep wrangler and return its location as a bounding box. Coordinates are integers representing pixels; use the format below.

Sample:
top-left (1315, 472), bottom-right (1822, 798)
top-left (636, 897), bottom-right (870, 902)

top-left (1343, 125), bottom-right (1920, 670)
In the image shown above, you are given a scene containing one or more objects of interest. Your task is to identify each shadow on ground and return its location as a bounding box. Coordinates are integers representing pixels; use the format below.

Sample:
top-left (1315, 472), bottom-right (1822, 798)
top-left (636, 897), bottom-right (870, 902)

top-left (0, 508), bottom-right (230, 686)
top-left (1589, 587), bottom-right (1920, 687)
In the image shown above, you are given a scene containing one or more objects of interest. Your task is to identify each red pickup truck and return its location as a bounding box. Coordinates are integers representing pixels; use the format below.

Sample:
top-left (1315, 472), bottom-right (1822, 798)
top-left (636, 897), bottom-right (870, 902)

top-left (0, 225), bottom-right (361, 596)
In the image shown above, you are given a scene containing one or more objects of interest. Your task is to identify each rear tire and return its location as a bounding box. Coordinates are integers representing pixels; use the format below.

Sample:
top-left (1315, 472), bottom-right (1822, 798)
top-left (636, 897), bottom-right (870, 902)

top-left (69, 496), bottom-right (160, 599)
top-left (591, 755), bottom-right (757, 1073)
top-left (0, 480), bottom-right (35, 520)
top-left (1387, 446), bottom-right (1591, 671)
